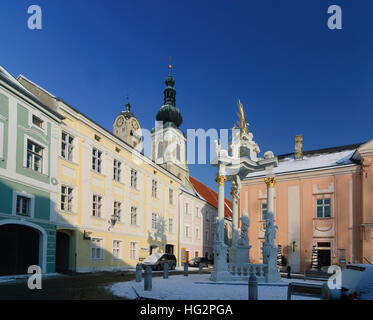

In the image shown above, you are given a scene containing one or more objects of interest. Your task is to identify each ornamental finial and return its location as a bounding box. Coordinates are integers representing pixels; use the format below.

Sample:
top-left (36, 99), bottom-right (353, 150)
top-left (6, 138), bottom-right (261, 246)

top-left (168, 56), bottom-right (172, 74)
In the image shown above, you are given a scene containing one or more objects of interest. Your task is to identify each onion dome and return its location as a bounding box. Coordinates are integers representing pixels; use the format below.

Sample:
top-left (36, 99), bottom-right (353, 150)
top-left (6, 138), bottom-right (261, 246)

top-left (155, 62), bottom-right (183, 129)
top-left (121, 98), bottom-right (135, 119)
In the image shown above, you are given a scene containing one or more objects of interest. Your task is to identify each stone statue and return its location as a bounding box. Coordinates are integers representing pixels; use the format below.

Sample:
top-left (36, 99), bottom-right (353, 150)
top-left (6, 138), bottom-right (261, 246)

top-left (239, 210), bottom-right (250, 246)
top-left (265, 213), bottom-right (277, 246)
top-left (214, 217), bottom-right (224, 242)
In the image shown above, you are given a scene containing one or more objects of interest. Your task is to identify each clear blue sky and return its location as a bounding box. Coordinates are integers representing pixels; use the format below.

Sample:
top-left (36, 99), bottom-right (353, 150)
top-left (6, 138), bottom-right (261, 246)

top-left (1, 0), bottom-right (372, 197)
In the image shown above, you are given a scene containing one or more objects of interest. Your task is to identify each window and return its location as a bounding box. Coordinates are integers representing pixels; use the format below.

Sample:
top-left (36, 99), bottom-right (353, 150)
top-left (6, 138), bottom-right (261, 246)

top-left (317, 198), bottom-right (331, 218)
top-left (185, 226), bottom-right (190, 238)
top-left (130, 242), bottom-right (137, 260)
top-left (61, 131), bottom-right (74, 161)
top-left (113, 240), bottom-right (122, 260)
top-left (91, 238), bottom-right (103, 260)
top-left (61, 185), bottom-right (73, 212)
top-left (113, 159), bottom-right (121, 182)
top-left (169, 188), bottom-right (173, 205)
top-left (261, 203), bottom-right (268, 221)
top-left (205, 230), bottom-right (209, 241)
top-left (196, 207), bottom-right (200, 218)
top-left (152, 180), bottom-right (158, 198)
top-left (131, 206), bottom-right (137, 225)
top-left (185, 203), bottom-right (189, 215)
top-left (16, 195), bottom-right (30, 216)
top-left (205, 212), bottom-right (209, 222)
top-left (131, 169), bottom-right (137, 189)
top-left (176, 144), bottom-right (181, 161)
top-left (196, 228), bottom-right (200, 240)
top-left (169, 218), bottom-right (173, 233)
top-left (113, 201), bottom-right (121, 222)
top-left (152, 213), bottom-right (158, 229)
top-left (32, 115), bottom-right (43, 128)
top-left (27, 140), bottom-right (43, 173)
top-left (92, 195), bottom-right (102, 217)
top-left (92, 148), bottom-right (102, 173)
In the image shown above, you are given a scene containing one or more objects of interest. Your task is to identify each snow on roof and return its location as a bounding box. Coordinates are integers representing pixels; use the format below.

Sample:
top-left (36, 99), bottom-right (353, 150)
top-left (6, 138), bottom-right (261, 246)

top-left (245, 149), bottom-right (356, 179)
top-left (0, 66), bottom-right (33, 95)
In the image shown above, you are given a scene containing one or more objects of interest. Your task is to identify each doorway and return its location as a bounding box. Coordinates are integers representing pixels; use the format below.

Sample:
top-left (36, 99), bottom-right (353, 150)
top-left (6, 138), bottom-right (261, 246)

top-left (0, 224), bottom-right (40, 276)
top-left (56, 231), bottom-right (70, 273)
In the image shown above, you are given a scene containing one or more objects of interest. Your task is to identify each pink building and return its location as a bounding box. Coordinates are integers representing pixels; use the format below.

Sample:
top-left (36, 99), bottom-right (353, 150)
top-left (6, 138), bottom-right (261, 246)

top-left (178, 176), bottom-right (232, 264)
top-left (240, 138), bottom-right (373, 272)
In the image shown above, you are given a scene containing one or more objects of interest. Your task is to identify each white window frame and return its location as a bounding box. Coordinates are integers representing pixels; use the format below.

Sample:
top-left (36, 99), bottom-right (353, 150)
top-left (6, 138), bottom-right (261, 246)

top-left (28, 111), bottom-right (47, 135)
top-left (185, 202), bottom-right (189, 215)
top-left (195, 227), bottom-right (200, 240)
top-left (12, 191), bottom-right (35, 218)
top-left (92, 194), bottom-right (103, 218)
top-left (168, 218), bottom-right (173, 233)
top-left (113, 159), bottom-right (121, 182)
top-left (24, 136), bottom-right (48, 174)
top-left (60, 184), bottom-right (74, 213)
top-left (61, 130), bottom-right (74, 162)
top-left (130, 206), bottom-right (138, 225)
top-left (91, 238), bottom-right (104, 261)
top-left (131, 169), bottom-right (137, 189)
top-left (152, 213), bottom-right (159, 230)
top-left (130, 241), bottom-right (138, 260)
top-left (185, 225), bottom-right (190, 238)
top-left (113, 200), bottom-right (122, 223)
top-left (92, 147), bottom-right (102, 173)
top-left (316, 197), bottom-right (332, 218)
top-left (112, 240), bottom-right (122, 261)
top-left (152, 179), bottom-right (158, 198)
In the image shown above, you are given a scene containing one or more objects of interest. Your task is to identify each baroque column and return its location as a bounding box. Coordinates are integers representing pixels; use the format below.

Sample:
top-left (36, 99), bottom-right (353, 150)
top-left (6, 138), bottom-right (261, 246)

top-left (210, 165), bottom-right (231, 281)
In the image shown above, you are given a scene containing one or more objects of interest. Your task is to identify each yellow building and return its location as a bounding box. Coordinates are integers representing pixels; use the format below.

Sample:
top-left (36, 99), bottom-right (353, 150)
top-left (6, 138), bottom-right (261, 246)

top-left (17, 74), bottom-right (182, 272)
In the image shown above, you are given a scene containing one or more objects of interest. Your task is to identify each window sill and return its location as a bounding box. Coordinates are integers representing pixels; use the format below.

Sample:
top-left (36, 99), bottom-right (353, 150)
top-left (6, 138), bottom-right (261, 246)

top-left (91, 216), bottom-right (105, 221)
top-left (60, 210), bottom-right (76, 215)
top-left (23, 167), bottom-right (49, 178)
top-left (90, 169), bottom-right (106, 177)
top-left (59, 156), bottom-right (78, 166)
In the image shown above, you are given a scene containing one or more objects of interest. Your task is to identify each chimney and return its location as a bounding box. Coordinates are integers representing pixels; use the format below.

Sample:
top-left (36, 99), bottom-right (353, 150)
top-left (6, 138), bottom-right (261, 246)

top-left (294, 134), bottom-right (303, 160)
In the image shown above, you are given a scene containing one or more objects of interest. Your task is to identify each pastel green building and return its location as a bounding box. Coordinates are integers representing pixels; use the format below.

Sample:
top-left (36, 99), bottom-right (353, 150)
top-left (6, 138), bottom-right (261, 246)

top-left (0, 66), bottom-right (63, 275)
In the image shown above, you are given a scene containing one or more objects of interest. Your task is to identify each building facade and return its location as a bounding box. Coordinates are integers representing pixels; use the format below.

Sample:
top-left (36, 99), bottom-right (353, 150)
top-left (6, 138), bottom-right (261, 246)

top-left (0, 66), bottom-right (62, 276)
top-left (240, 136), bottom-right (373, 272)
top-left (18, 73), bottom-right (182, 272)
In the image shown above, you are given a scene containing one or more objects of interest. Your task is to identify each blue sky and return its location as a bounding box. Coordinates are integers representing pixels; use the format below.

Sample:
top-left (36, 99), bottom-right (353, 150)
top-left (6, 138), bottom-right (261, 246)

top-left (1, 0), bottom-right (372, 197)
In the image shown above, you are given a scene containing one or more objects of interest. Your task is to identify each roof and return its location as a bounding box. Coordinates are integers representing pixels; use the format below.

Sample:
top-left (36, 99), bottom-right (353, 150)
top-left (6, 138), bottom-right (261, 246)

top-left (189, 176), bottom-right (232, 220)
top-left (0, 66), bottom-right (63, 121)
top-left (245, 143), bottom-right (364, 179)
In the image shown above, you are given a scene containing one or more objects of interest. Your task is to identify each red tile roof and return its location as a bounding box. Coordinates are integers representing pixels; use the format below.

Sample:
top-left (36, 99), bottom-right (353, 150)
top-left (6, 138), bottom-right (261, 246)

top-left (189, 176), bottom-right (232, 219)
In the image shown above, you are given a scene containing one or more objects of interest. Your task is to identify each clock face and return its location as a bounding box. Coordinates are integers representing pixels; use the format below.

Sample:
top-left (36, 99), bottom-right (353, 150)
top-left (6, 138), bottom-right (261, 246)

top-left (116, 116), bottom-right (124, 127)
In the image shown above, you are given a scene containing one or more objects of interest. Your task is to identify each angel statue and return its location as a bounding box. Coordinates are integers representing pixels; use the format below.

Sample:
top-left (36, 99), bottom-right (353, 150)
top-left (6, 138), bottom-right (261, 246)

top-left (236, 99), bottom-right (249, 137)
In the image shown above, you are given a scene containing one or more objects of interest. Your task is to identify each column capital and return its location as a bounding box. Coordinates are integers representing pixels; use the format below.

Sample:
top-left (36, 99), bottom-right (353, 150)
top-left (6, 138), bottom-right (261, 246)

top-left (264, 177), bottom-right (276, 187)
top-left (215, 175), bottom-right (227, 186)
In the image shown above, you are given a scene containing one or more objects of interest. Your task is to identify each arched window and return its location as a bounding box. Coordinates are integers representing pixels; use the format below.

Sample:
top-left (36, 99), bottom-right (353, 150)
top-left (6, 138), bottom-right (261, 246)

top-left (158, 142), bottom-right (163, 158)
top-left (176, 144), bottom-right (181, 161)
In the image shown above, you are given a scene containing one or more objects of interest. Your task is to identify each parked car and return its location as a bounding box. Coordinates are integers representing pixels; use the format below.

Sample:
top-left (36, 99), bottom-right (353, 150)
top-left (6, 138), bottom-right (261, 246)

top-left (142, 253), bottom-right (177, 271)
top-left (322, 264), bottom-right (373, 300)
top-left (188, 257), bottom-right (209, 268)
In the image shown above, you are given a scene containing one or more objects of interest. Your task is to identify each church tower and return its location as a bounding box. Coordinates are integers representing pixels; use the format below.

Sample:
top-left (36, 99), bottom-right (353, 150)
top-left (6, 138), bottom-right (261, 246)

top-left (152, 61), bottom-right (191, 188)
top-left (113, 99), bottom-right (142, 148)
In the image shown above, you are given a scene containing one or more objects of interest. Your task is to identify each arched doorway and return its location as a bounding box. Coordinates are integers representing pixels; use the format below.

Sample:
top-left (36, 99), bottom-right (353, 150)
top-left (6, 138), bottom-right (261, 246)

top-left (0, 224), bottom-right (40, 276)
top-left (56, 231), bottom-right (70, 273)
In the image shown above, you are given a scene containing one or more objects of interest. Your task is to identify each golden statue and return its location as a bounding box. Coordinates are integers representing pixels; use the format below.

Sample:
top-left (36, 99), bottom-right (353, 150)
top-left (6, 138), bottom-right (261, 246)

top-left (235, 99), bottom-right (249, 137)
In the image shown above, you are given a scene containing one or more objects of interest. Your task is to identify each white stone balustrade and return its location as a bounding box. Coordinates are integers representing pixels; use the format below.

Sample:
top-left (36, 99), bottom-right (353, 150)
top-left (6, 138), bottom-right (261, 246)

top-left (227, 263), bottom-right (268, 282)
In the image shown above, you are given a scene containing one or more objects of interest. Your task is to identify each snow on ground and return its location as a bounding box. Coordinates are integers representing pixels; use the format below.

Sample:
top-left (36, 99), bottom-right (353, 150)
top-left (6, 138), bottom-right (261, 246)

top-left (108, 274), bottom-right (321, 300)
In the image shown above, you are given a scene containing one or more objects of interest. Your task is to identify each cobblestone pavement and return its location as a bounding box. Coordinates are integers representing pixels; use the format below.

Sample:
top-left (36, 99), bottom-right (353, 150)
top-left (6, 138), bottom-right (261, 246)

top-left (0, 270), bottom-right (209, 300)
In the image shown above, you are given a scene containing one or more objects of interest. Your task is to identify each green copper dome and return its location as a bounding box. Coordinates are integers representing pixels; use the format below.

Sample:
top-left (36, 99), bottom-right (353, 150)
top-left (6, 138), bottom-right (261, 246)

top-left (155, 67), bottom-right (183, 129)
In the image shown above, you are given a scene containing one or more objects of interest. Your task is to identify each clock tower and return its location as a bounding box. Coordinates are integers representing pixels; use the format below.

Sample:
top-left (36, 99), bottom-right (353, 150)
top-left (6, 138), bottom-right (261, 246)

top-left (113, 99), bottom-right (142, 148)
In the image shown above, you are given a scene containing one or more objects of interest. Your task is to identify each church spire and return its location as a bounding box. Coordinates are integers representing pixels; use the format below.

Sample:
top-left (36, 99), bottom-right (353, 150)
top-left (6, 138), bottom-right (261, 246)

top-left (155, 58), bottom-right (182, 128)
